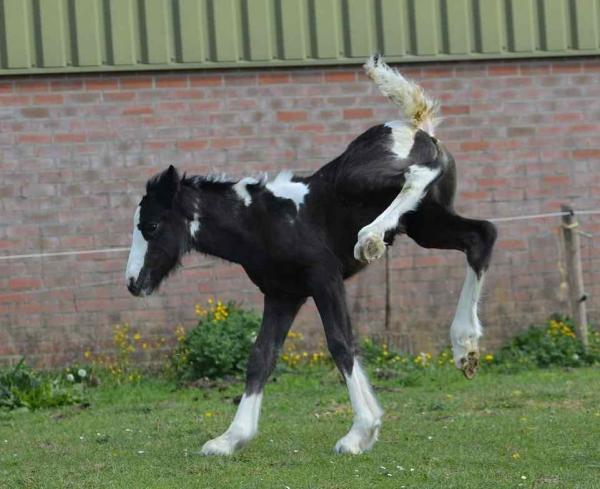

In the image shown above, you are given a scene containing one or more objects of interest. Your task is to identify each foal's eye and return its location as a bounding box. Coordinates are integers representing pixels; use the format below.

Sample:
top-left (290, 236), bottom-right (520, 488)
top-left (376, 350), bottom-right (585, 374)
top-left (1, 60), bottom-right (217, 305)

top-left (140, 222), bottom-right (159, 236)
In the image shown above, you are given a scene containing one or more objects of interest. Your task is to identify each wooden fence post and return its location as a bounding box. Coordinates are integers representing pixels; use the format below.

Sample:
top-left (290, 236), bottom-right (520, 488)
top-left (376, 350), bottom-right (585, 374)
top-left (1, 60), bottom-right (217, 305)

top-left (561, 205), bottom-right (589, 349)
top-left (384, 248), bottom-right (391, 332)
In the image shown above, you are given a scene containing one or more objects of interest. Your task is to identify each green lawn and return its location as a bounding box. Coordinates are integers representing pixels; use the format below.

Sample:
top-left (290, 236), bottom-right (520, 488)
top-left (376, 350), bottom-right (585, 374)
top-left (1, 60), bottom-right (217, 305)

top-left (1, 367), bottom-right (599, 488)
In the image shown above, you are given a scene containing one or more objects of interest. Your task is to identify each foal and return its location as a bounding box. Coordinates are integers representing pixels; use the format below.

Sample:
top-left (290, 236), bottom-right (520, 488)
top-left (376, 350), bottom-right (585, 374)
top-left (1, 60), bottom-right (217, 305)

top-left (125, 56), bottom-right (496, 455)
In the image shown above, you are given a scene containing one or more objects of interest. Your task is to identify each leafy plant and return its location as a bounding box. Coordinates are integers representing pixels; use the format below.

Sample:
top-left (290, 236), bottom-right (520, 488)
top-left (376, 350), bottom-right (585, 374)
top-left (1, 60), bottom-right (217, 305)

top-left (83, 323), bottom-right (168, 384)
top-left (0, 359), bottom-right (84, 411)
top-left (172, 299), bottom-right (261, 380)
top-left (279, 331), bottom-right (330, 370)
top-left (494, 315), bottom-right (599, 372)
top-left (360, 338), bottom-right (462, 386)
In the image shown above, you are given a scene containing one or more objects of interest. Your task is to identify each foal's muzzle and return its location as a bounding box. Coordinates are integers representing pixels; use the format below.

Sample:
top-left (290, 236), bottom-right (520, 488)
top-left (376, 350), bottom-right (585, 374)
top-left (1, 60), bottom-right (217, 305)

top-left (127, 276), bottom-right (152, 297)
top-left (127, 277), bottom-right (142, 296)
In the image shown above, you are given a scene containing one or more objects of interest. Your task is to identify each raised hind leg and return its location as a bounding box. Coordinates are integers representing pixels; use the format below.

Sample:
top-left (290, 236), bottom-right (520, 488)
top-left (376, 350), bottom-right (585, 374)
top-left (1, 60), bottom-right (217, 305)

top-left (354, 163), bottom-right (441, 263)
top-left (404, 202), bottom-right (497, 378)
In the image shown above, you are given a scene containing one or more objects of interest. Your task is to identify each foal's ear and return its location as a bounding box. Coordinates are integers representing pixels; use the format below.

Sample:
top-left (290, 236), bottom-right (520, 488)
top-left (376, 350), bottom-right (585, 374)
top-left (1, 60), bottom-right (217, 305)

top-left (153, 165), bottom-right (181, 207)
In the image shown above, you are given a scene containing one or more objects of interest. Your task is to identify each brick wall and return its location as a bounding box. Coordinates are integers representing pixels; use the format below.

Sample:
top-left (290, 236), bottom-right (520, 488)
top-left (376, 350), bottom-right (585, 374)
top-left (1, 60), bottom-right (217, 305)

top-left (1, 57), bottom-right (599, 366)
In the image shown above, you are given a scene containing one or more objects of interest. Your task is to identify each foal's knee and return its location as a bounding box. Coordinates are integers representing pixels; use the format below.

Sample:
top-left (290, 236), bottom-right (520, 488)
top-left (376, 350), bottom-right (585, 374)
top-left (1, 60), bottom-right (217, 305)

top-left (466, 220), bottom-right (497, 274)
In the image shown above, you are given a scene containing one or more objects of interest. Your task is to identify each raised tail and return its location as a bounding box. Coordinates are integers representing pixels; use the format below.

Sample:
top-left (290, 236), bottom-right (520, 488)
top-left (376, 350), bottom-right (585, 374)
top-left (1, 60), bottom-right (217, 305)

top-left (364, 55), bottom-right (440, 134)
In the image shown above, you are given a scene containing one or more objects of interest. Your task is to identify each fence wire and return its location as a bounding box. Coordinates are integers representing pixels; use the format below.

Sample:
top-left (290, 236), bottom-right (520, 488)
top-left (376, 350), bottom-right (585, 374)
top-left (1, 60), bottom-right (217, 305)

top-left (1, 208), bottom-right (599, 296)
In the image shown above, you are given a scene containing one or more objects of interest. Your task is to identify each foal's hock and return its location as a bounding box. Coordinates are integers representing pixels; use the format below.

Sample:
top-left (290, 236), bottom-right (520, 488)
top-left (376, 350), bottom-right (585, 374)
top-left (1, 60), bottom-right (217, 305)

top-left (125, 56), bottom-right (497, 455)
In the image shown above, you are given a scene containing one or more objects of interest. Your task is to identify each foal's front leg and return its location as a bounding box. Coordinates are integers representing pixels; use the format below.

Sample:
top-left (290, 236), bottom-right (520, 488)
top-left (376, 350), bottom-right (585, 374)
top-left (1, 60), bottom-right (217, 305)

top-left (200, 295), bottom-right (304, 456)
top-left (312, 274), bottom-right (383, 454)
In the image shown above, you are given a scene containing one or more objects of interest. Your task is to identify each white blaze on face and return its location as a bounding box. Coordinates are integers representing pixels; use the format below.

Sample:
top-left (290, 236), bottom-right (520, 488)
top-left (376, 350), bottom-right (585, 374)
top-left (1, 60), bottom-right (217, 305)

top-left (125, 206), bottom-right (148, 284)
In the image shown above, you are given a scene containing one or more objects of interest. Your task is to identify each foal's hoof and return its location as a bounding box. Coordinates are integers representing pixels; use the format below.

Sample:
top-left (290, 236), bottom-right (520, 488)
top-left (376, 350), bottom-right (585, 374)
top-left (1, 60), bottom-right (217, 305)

top-left (354, 233), bottom-right (386, 263)
top-left (200, 436), bottom-right (236, 456)
top-left (460, 351), bottom-right (480, 380)
top-left (334, 435), bottom-right (364, 455)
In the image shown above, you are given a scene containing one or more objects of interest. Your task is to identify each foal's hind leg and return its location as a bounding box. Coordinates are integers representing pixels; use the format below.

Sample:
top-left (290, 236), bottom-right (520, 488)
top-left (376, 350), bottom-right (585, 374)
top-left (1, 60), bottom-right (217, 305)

top-left (310, 272), bottom-right (383, 454)
top-left (404, 203), bottom-right (497, 378)
top-left (354, 163), bottom-right (441, 263)
top-left (201, 295), bottom-right (304, 456)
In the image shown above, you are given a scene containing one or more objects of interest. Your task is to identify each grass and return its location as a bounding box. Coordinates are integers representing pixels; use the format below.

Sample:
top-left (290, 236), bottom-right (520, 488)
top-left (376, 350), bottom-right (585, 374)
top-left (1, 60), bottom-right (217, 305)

top-left (1, 367), bottom-right (599, 488)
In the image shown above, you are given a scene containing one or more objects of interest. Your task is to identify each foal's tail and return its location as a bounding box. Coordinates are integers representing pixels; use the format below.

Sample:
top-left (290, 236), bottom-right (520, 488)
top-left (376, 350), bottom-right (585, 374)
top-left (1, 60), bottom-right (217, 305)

top-left (364, 54), bottom-right (440, 134)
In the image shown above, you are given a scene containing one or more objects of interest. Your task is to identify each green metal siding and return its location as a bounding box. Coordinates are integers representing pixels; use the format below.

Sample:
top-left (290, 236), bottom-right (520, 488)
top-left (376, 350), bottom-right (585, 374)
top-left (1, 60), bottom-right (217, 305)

top-left (1, 0), bottom-right (600, 75)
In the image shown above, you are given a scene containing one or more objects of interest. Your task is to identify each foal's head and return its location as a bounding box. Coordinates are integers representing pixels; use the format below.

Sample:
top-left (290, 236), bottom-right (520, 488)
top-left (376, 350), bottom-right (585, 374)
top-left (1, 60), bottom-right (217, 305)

top-left (125, 165), bottom-right (191, 296)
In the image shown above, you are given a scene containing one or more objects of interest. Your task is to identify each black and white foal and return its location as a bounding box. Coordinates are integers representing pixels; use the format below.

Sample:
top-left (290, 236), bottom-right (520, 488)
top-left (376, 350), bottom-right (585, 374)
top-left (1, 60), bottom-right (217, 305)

top-left (125, 56), bottom-right (496, 455)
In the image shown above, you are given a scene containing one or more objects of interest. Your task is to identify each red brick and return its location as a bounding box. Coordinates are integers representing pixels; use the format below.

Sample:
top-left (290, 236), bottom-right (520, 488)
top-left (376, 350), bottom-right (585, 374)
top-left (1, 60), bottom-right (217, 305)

top-left (0, 240), bottom-right (19, 250)
top-left (343, 108), bottom-right (373, 120)
top-left (177, 140), bottom-right (208, 151)
top-left (325, 72), bottom-right (356, 83)
top-left (62, 236), bottom-right (95, 248)
top-left (415, 255), bottom-right (444, 267)
top-left (460, 191), bottom-right (490, 200)
top-left (293, 123), bottom-right (325, 133)
top-left (16, 80), bottom-right (49, 92)
top-left (259, 73), bottom-right (291, 84)
top-left (460, 141), bottom-right (489, 151)
top-left (156, 77), bottom-right (189, 88)
top-left (103, 92), bottom-right (136, 102)
top-left (551, 62), bottom-right (582, 74)
top-left (21, 108), bottom-right (49, 118)
top-left (498, 239), bottom-right (526, 250)
top-left (277, 111), bottom-right (308, 122)
top-left (210, 138), bottom-right (243, 149)
top-left (488, 65), bottom-right (519, 76)
top-left (9, 278), bottom-right (42, 290)
top-left (477, 178), bottom-right (508, 189)
top-left (120, 77), bottom-right (153, 89)
top-left (50, 79), bottom-right (84, 91)
top-left (34, 94), bottom-right (64, 104)
top-left (85, 78), bottom-right (119, 90)
top-left (542, 175), bottom-right (570, 185)
top-left (0, 81), bottom-right (13, 93)
top-left (18, 134), bottom-right (52, 144)
top-left (144, 141), bottom-right (174, 150)
top-left (123, 106), bottom-right (154, 116)
top-left (0, 95), bottom-right (30, 106)
top-left (507, 127), bottom-right (536, 138)
top-left (190, 75), bottom-right (223, 86)
top-left (291, 72), bottom-right (323, 83)
top-left (55, 133), bottom-right (86, 143)
top-left (441, 105), bottom-right (470, 115)
top-left (573, 149), bottom-right (600, 159)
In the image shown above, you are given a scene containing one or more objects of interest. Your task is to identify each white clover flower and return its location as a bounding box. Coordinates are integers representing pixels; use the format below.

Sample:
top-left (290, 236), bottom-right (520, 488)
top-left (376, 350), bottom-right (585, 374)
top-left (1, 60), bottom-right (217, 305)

top-left (66, 373), bottom-right (75, 382)
top-left (78, 369), bottom-right (87, 378)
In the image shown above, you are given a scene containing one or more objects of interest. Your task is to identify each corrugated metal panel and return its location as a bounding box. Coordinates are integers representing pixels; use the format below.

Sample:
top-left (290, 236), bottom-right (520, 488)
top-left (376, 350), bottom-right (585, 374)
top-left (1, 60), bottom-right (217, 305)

top-left (1, 0), bottom-right (600, 75)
